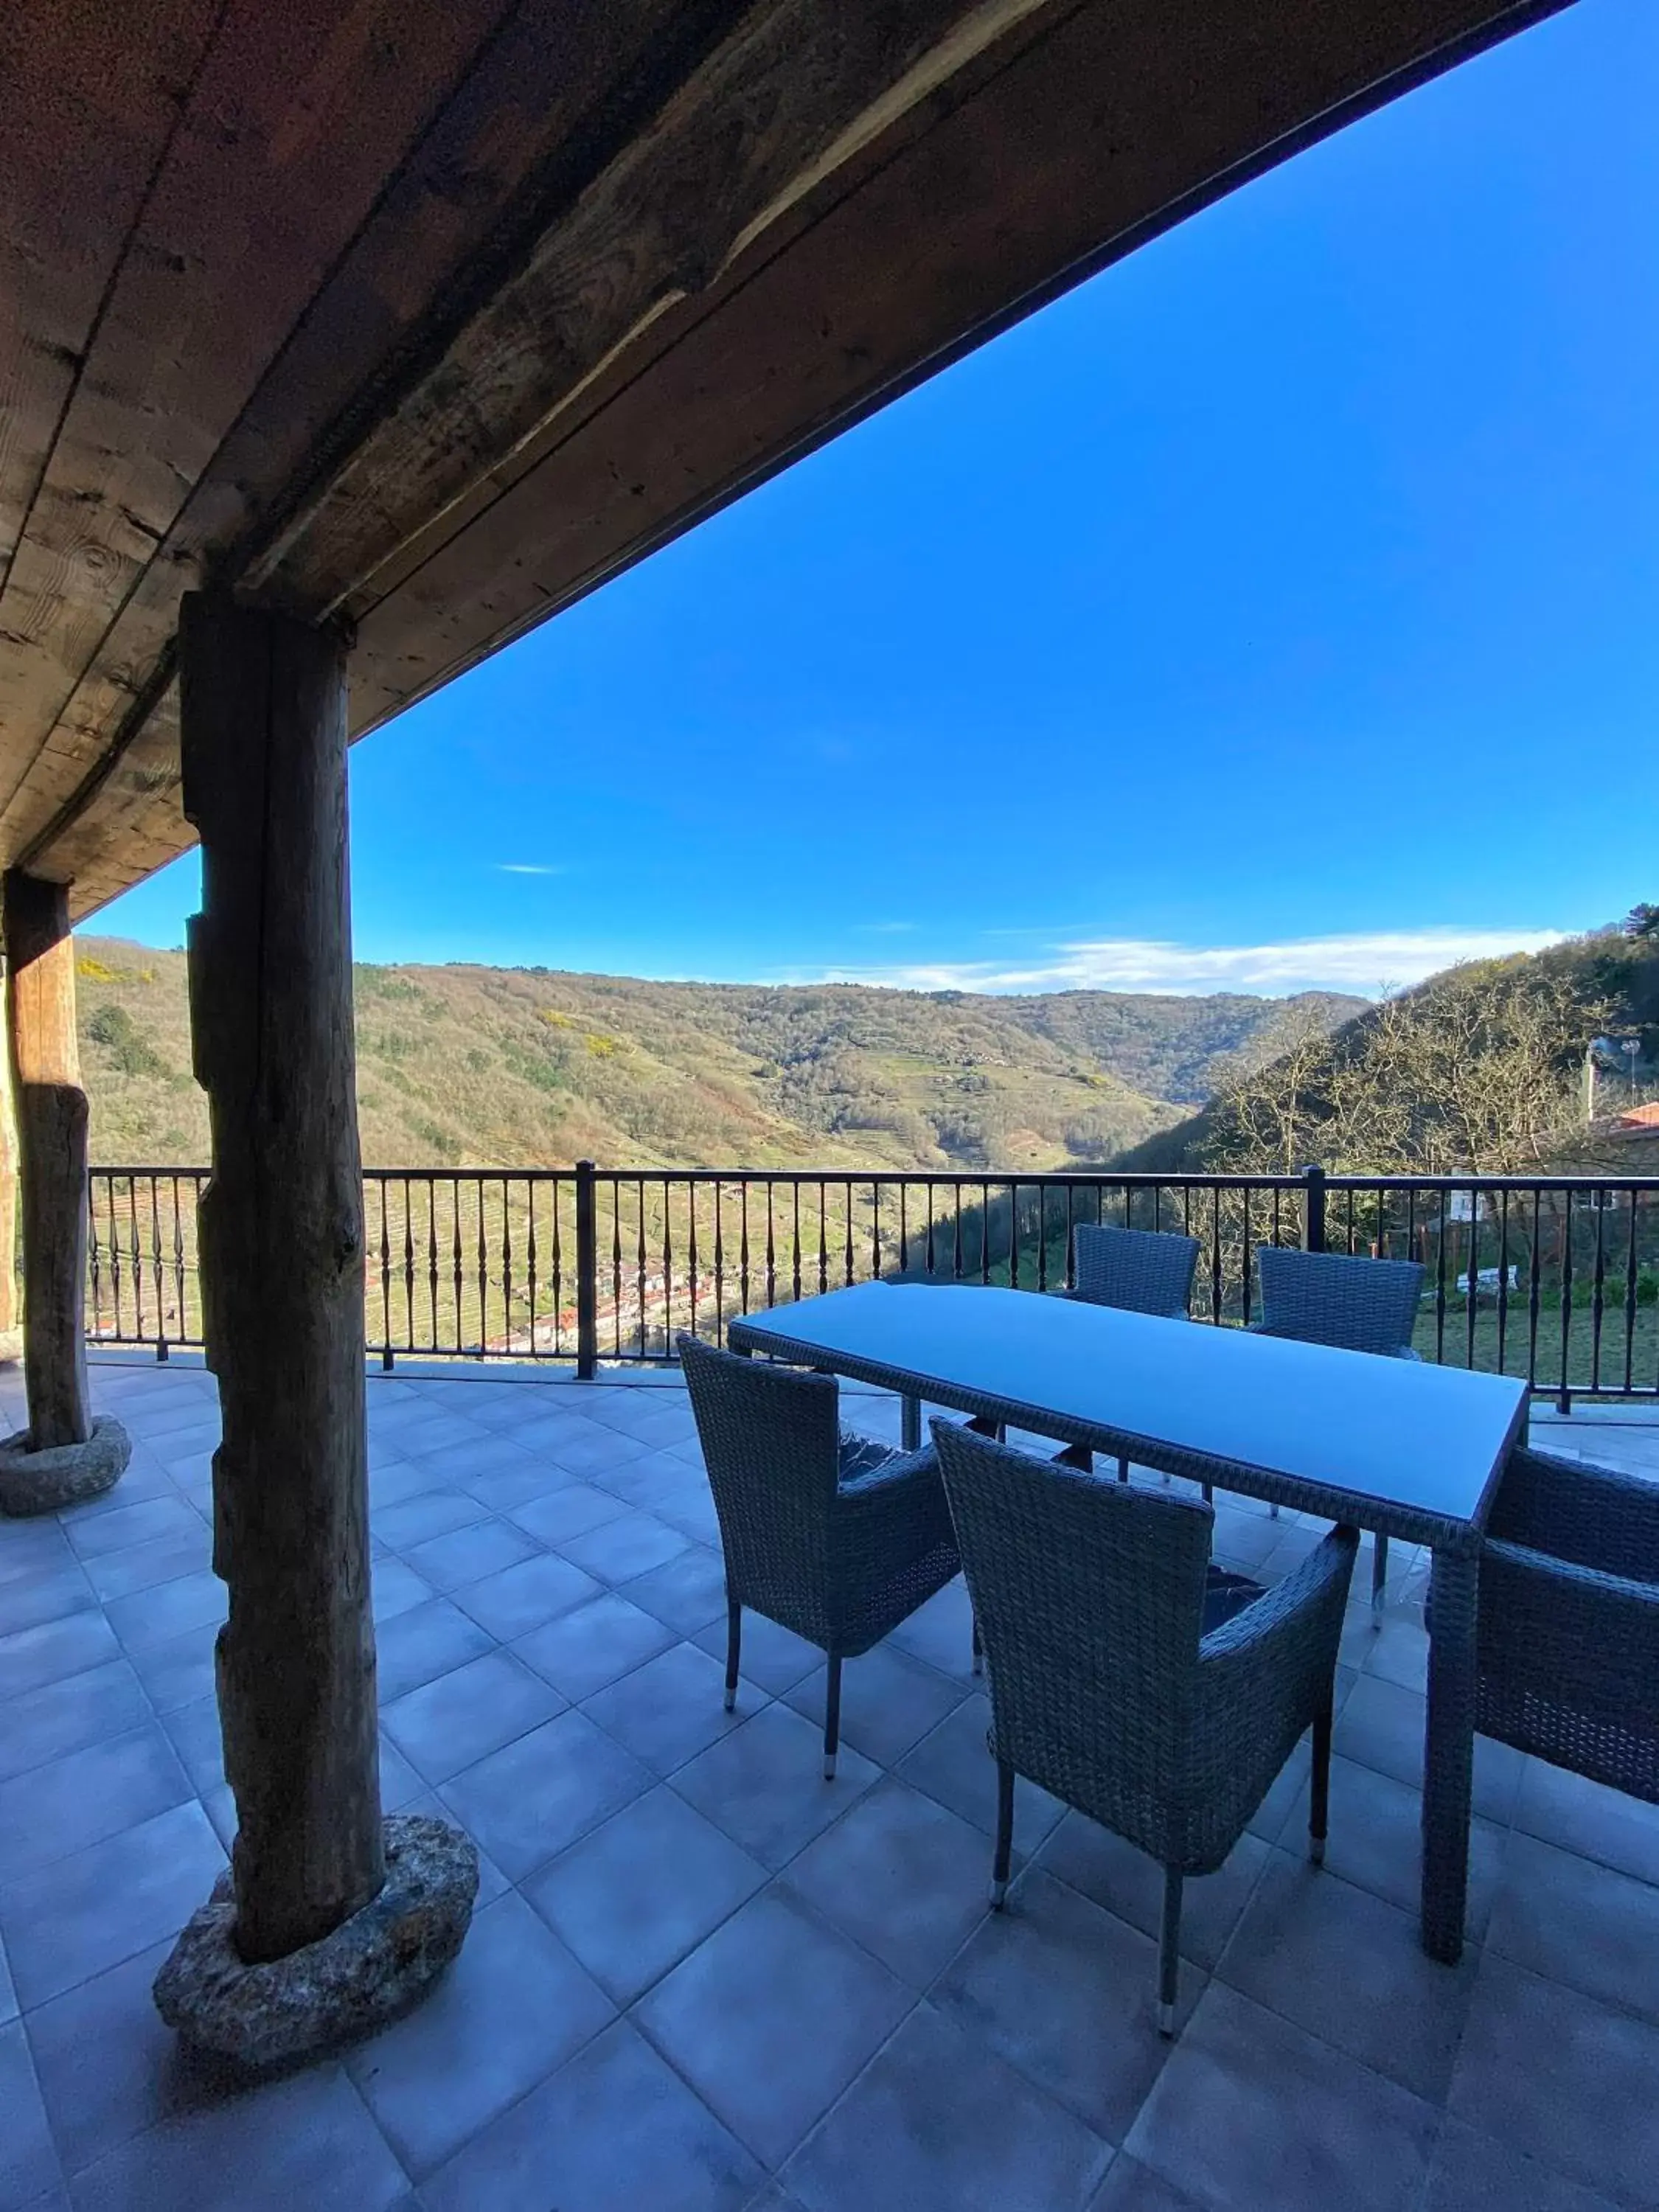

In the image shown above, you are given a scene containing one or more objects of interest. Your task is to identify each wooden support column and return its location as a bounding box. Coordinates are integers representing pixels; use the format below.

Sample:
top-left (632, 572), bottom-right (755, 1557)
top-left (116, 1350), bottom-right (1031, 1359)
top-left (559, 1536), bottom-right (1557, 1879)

top-left (178, 592), bottom-right (383, 1964)
top-left (0, 1001), bottom-right (22, 1365)
top-left (3, 871), bottom-right (91, 1447)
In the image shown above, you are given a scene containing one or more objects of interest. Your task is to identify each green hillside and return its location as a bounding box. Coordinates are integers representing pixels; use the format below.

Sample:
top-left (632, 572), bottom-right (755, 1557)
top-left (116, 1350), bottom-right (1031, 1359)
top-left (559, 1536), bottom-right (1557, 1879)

top-left (72, 936), bottom-right (1361, 1173)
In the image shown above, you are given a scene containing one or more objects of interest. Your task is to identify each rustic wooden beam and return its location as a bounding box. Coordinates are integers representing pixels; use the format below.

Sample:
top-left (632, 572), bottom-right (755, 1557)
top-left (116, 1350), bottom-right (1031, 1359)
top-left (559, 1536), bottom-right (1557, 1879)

top-left (3, 871), bottom-right (91, 1447)
top-left (0, 997), bottom-right (20, 1365)
top-left (178, 592), bottom-right (383, 1962)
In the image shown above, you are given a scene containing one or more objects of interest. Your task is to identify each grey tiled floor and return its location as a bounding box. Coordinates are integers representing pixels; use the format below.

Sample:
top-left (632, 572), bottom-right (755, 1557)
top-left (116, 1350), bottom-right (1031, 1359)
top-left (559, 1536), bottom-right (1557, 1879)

top-left (2, 1358), bottom-right (1658, 2211)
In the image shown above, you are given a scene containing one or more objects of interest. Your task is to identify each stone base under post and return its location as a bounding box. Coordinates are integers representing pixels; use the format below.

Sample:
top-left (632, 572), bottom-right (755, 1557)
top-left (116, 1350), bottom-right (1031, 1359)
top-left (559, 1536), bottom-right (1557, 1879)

top-left (0, 1413), bottom-right (131, 1514)
top-left (153, 1814), bottom-right (478, 2071)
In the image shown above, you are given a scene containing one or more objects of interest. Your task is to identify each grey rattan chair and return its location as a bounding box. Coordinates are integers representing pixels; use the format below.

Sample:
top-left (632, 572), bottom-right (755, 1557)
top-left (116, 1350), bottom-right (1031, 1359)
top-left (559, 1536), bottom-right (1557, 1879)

top-left (1068, 1223), bottom-right (1201, 1318)
top-left (678, 1332), bottom-right (961, 1777)
top-left (1065, 1224), bottom-right (1201, 1484)
top-left (933, 1419), bottom-right (1357, 2035)
top-left (1476, 1445), bottom-right (1659, 1800)
top-left (1251, 1245), bottom-right (1426, 1605)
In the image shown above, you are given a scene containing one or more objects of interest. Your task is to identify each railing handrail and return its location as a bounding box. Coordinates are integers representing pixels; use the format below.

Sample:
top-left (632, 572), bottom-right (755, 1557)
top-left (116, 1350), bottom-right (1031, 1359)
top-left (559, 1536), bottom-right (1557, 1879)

top-left (89, 1164), bottom-right (1659, 1193)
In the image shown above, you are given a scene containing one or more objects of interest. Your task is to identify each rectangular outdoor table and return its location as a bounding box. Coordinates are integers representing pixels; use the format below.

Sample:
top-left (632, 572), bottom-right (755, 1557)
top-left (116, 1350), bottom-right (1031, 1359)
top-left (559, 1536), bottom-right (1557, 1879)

top-left (727, 1279), bottom-right (1530, 1964)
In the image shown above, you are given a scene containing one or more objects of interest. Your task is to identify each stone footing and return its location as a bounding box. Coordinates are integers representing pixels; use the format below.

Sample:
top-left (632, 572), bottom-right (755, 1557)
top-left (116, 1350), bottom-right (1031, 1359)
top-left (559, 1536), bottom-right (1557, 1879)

top-left (0, 1414), bottom-right (131, 1515)
top-left (153, 1814), bottom-right (479, 2071)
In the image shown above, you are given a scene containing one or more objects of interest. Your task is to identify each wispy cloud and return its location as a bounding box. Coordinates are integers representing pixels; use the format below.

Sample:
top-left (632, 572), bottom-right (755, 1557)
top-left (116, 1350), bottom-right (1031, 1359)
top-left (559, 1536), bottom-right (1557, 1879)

top-left (812, 927), bottom-right (1569, 999)
top-left (495, 863), bottom-right (565, 877)
top-left (854, 920), bottom-right (917, 936)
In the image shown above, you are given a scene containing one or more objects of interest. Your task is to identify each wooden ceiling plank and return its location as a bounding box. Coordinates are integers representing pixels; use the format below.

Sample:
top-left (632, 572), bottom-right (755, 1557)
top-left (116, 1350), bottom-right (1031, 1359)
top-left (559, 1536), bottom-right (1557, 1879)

top-left (0, 0), bottom-right (520, 837)
top-left (246, 0), bottom-right (1065, 618)
top-left (0, 0), bottom-right (219, 591)
top-left (2, 0), bottom-right (735, 869)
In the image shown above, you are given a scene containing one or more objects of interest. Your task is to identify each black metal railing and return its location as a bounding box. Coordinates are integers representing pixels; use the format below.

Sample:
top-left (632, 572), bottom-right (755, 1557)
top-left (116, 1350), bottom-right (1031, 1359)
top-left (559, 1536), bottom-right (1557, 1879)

top-left (86, 1164), bottom-right (1659, 1408)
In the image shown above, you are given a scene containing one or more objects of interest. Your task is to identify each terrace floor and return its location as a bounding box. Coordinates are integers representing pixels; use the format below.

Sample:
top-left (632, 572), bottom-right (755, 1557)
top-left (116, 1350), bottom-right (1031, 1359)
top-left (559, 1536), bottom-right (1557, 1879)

top-left (2, 1360), bottom-right (1659, 2212)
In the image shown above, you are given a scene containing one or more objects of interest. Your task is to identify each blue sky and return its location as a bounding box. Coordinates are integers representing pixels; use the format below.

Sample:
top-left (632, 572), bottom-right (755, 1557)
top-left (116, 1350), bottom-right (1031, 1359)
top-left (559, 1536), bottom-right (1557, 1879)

top-left (101, 0), bottom-right (1655, 999)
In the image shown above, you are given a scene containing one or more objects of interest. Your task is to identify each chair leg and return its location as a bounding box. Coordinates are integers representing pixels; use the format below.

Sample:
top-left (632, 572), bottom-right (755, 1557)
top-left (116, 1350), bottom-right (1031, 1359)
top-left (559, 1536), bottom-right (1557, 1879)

top-left (971, 1611), bottom-right (984, 1675)
top-left (1116, 1455), bottom-right (1130, 1484)
top-left (1269, 1502), bottom-right (1281, 1520)
top-left (1309, 1697), bottom-right (1333, 1865)
top-left (1201, 1484), bottom-right (1213, 1504)
top-left (990, 1760), bottom-right (1015, 1907)
top-left (1371, 1534), bottom-right (1389, 1615)
top-left (823, 1653), bottom-right (842, 1780)
top-left (723, 1600), bottom-right (740, 1712)
top-left (1158, 1868), bottom-right (1183, 2038)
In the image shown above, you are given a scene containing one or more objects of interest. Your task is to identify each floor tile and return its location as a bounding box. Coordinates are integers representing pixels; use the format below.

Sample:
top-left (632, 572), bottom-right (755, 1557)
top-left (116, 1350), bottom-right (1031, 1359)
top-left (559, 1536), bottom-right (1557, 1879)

top-left (438, 1709), bottom-right (652, 1881)
top-left (895, 1696), bottom-right (1065, 1850)
top-left (372, 1489), bottom-right (490, 1553)
top-left (782, 1644), bottom-right (967, 1769)
top-left (422, 2016), bottom-right (761, 2212)
top-left (67, 2063), bottom-right (406, 2212)
top-left (1450, 1950), bottom-right (1659, 2205)
top-left (344, 1891), bottom-right (613, 2180)
top-left (0, 1801), bottom-right (223, 2010)
top-left (63, 1498), bottom-right (201, 1563)
top-left (1486, 1828), bottom-right (1659, 2025)
top-left (382, 1651), bottom-right (566, 1785)
top-left (102, 1570), bottom-right (225, 1654)
top-left (507, 1484), bottom-right (630, 1548)
top-left (1039, 1815), bottom-right (1270, 1973)
top-left (787, 2000), bottom-right (1110, 2212)
top-left (541, 1422), bottom-right (655, 1480)
top-left (1336, 1674), bottom-right (1524, 1825)
top-left (691, 1612), bottom-right (821, 1694)
top-left (1086, 2157), bottom-right (1206, 2210)
top-left (0, 1725), bottom-right (192, 1884)
top-left (373, 1598), bottom-right (496, 1704)
top-left (25, 1939), bottom-right (200, 2178)
top-left (557, 1507), bottom-right (692, 1586)
top-left (1125, 1983), bottom-right (1439, 2212)
top-left (397, 1411), bottom-right (499, 1463)
top-left (635, 1889), bottom-right (912, 2168)
top-left (781, 1778), bottom-right (995, 1989)
top-left (1215, 1849), bottom-right (1478, 2101)
top-left (1512, 1756), bottom-right (1659, 1887)
top-left (1422, 2119), bottom-right (1621, 2211)
top-left (461, 1460), bottom-right (577, 1513)
top-left (509, 1593), bottom-right (676, 1702)
top-left (80, 1528), bottom-right (210, 1604)
top-left (451, 1552), bottom-right (599, 1641)
top-left (0, 1935), bottom-right (13, 2027)
top-left (616, 1544), bottom-right (729, 1636)
top-left (524, 1785), bottom-right (766, 2003)
top-left (369, 1557), bottom-right (433, 1626)
top-left (582, 1641), bottom-right (754, 1777)
top-left (1279, 1755), bottom-right (1509, 1944)
top-left (933, 1868), bottom-right (1186, 2140)
top-left (0, 2018), bottom-right (60, 2211)
top-left (670, 1705), bottom-right (880, 1870)
top-left (0, 1565), bottom-right (97, 1643)
top-left (0, 1660), bottom-right (151, 1786)
top-left (883, 1578), bottom-right (979, 1683)
top-left (399, 1516), bottom-right (540, 1595)
top-left (0, 1612), bottom-right (121, 1703)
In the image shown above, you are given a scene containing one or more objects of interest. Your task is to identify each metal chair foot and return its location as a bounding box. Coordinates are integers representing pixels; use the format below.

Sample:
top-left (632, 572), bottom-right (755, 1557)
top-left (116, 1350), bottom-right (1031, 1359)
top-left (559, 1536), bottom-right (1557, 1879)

top-left (723, 1689), bottom-right (736, 1713)
top-left (1309, 1835), bottom-right (1326, 1866)
top-left (1158, 2000), bottom-right (1175, 2039)
top-left (822, 1752), bottom-right (837, 1781)
top-left (989, 1877), bottom-right (1007, 1910)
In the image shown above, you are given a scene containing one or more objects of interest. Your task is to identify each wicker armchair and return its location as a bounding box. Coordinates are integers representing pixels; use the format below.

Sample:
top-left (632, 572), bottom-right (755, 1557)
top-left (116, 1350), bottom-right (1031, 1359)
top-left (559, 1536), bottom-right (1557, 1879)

top-left (1251, 1245), bottom-right (1426, 1604)
top-left (1476, 1446), bottom-right (1659, 1800)
top-left (678, 1332), bottom-right (961, 1776)
top-left (933, 1419), bottom-right (1357, 2034)
top-left (1065, 1224), bottom-right (1201, 1485)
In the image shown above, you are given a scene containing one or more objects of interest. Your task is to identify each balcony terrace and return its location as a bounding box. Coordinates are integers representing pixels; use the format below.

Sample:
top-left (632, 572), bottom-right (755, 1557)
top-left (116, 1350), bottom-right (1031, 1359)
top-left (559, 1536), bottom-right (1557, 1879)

top-left (3, 1352), bottom-right (1657, 2211)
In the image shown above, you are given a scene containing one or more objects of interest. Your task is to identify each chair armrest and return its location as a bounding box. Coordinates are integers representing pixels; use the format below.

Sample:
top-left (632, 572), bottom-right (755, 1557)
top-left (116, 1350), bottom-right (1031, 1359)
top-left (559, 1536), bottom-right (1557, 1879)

top-left (1200, 1526), bottom-right (1358, 1676)
top-left (1481, 1536), bottom-right (1659, 1717)
top-left (1487, 1449), bottom-right (1659, 1582)
top-left (835, 1436), bottom-right (939, 1497)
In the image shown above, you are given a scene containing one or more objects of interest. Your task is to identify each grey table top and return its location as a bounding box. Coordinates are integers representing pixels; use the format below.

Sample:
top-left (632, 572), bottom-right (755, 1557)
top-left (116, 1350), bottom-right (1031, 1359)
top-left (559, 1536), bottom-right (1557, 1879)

top-left (728, 1281), bottom-right (1531, 1540)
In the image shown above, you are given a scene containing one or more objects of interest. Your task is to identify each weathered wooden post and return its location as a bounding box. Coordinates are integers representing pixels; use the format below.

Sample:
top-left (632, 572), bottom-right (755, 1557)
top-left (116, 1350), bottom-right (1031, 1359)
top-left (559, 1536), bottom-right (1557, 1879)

top-left (0, 1018), bottom-right (21, 1367)
top-left (0, 871), bottom-right (129, 1512)
top-left (154, 593), bottom-right (473, 2067)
